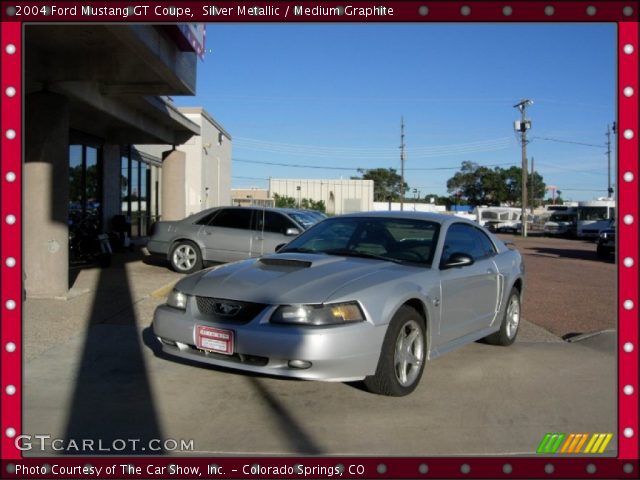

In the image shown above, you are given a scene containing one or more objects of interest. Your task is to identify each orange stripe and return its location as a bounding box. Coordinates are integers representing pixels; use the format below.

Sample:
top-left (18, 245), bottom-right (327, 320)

top-left (568, 434), bottom-right (582, 453)
top-left (560, 434), bottom-right (575, 453)
top-left (575, 434), bottom-right (589, 453)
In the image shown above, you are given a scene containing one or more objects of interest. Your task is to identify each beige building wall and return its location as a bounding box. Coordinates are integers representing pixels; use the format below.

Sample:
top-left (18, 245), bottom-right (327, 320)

top-left (136, 108), bottom-right (232, 220)
top-left (268, 179), bottom-right (374, 215)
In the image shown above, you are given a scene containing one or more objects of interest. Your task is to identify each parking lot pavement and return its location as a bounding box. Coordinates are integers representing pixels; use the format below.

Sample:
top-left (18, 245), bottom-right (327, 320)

top-left (22, 241), bottom-right (616, 456)
top-left (497, 234), bottom-right (616, 337)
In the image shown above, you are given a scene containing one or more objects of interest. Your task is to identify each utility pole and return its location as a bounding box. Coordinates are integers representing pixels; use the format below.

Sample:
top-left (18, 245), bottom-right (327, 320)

top-left (513, 99), bottom-right (533, 237)
top-left (530, 157), bottom-right (535, 212)
top-left (606, 124), bottom-right (614, 198)
top-left (400, 116), bottom-right (405, 211)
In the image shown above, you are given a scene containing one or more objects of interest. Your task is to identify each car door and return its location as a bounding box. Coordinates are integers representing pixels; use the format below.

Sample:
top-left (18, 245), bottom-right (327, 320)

top-left (251, 210), bottom-right (300, 257)
top-left (198, 207), bottom-right (253, 263)
top-left (438, 223), bottom-right (500, 343)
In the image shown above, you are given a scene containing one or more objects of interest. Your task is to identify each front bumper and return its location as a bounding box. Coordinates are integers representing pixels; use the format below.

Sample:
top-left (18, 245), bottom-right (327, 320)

top-left (152, 302), bottom-right (386, 382)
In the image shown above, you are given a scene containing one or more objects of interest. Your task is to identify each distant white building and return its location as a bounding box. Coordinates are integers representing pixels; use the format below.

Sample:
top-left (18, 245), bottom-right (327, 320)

top-left (268, 178), bottom-right (374, 215)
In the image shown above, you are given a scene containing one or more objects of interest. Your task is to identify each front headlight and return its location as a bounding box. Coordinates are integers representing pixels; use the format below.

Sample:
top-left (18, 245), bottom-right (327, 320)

top-left (167, 289), bottom-right (188, 311)
top-left (271, 301), bottom-right (365, 326)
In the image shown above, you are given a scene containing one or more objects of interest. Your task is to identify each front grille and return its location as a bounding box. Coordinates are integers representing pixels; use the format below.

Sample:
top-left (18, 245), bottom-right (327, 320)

top-left (186, 344), bottom-right (268, 366)
top-left (195, 296), bottom-right (267, 324)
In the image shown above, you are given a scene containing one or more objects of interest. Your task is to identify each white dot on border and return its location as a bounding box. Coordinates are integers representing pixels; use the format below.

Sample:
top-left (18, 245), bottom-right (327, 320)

top-left (461, 5), bottom-right (471, 16)
top-left (6, 214), bottom-right (16, 225)
top-left (503, 6), bottom-right (513, 16)
top-left (6, 257), bottom-right (16, 268)
top-left (544, 6), bottom-right (555, 15)
top-left (5, 86), bottom-right (16, 97)
top-left (5, 428), bottom-right (16, 438)
top-left (503, 464), bottom-right (513, 474)
top-left (5, 342), bottom-right (16, 352)
top-left (624, 463), bottom-right (634, 474)
top-left (418, 464), bottom-right (429, 474)
top-left (5, 171), bottom-right (16, 182)
top-left (461, 464), bottom-right (471, 474)
top-left (544, 464), bottom-right (555, 474)
top-left (624, 342), bottom-right (634, 353)
top-left (623, 214), bottom-right (634, 225)
top-left (5, 129), bottom-right (16, 140)
top-left (623, 385), bottom-right (634, 395)
top-left (623, 257), bottom-right (634, 268)
top-left (5, 44), bottom-right (16, 55)
top-left (586, 464), bottom-right (597, 474)
top-left (623, 129), bottom-right (634, 140)
top-left (586, 6), bottom-right (596, 16)
top-left (623, 427), bottom-right (634, 438)
top-left (418, 6), bottom-right (428, 16)
top-left (624, 171), bottom-right (635, 182)
top-left (623, 6), bottom-right (634, 17)
top-left (624, 44), bottom-right (635, 55)
top-left (5, 300), bottom-right (16, 310)
top-left (624, 300), bottom-right (634, 310)
top-left (5, 385), bottom-right (16, 395)
top-left (624, 87), bottom-right (635, 97)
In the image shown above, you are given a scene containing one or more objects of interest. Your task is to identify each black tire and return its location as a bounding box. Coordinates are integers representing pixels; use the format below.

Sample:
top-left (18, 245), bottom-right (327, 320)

top-left (484, 288), bottom-right (520, 346)
top-left (170, 240), bottom-right (203, 274)
top-left (364, 305), bottom-right (426, 396)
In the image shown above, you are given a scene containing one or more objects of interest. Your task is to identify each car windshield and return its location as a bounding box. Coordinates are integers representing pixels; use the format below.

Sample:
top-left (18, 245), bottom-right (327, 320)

top-left (288, 211), bottom-right (319, 230)
top-left (280, 217), bottom-right (441, 266)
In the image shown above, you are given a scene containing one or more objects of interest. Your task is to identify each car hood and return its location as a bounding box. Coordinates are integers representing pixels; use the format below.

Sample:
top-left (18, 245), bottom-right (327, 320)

top-left (175, 253), bottom-right (411, 304)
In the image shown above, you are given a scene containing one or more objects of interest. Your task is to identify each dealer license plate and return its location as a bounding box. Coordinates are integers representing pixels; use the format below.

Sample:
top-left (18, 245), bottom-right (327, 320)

top-left (196, 326), bottom-right (234, 355)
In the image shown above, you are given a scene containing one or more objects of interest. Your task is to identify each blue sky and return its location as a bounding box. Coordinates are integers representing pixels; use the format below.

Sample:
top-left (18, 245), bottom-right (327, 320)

top-left (175, 23), bottom-right (616, 202)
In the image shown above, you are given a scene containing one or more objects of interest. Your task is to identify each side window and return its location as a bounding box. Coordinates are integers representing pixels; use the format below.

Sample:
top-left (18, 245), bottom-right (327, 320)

top-left (441, 223), bottom-right (488, 263)
top-left (474, 228), bottom-right (497, 258)
top-left (261, 211), bottom-right (295, 234)
top-left (196, 211), bottom-right (219, 226)
top-left (209, 208), bottom-right (252, 230)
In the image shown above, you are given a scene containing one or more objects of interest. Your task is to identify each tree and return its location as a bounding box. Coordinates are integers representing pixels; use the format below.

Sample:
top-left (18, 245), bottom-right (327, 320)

top-left (352, 168), bottom-right (408, 202)
top-left (446, 161), bottom-right (546, 206)
top-left (273, 194), bottom-right (326, 212)
top-left (273, 193), bottom-right (296, 208)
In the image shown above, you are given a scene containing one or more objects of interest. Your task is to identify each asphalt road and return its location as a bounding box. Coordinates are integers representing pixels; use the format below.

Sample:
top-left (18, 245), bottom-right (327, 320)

top-left (497, 234), bottom-right (616, 337)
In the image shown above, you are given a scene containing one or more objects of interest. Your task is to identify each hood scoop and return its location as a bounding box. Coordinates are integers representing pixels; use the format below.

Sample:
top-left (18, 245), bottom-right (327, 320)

top-left (259, 257), bottom-right (312, 268)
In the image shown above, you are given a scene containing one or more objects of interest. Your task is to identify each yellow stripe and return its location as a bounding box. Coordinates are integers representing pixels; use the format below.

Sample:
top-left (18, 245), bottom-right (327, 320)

top-left (575, 434), bottom-right (589, 453)
top-left (597, 434), bottom-right (613, 454)
top-left (584, 433), bottom-right (598, 454)
top-left (591, 434), bottom-right (605, 453)
top-left (561, 434), bottom-right (575, 453)
top-left (568, 434), bottom-right (582, 453)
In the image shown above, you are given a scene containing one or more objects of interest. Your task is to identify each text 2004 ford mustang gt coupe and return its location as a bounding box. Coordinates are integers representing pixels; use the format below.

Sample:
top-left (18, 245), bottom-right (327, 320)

top-left (153, 211), bottom-right (525, 396)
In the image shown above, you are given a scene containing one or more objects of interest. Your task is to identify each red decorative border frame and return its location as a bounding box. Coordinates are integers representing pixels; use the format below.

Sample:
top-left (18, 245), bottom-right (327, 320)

top-left (1, 2), bottom-right (638, 478)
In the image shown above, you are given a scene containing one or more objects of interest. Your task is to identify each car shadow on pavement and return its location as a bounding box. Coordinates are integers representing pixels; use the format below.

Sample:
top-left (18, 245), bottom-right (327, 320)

top-left (63, 257), bottom-right (165, 455)
top-left (142, 326), bottom-right (324, 454)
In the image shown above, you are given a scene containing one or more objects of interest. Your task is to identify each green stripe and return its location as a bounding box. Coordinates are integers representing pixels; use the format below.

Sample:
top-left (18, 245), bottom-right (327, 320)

top-left (537, 433), bottom-right (554, 454)
top-left (550, 433), bottom-right (566, 453)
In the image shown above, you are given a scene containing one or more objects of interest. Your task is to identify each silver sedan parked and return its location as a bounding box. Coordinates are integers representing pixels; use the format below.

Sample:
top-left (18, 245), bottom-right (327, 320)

top-left (147, 206), bottom-right (317, 273)
top-left (152, 211), bottom-right (525, 396)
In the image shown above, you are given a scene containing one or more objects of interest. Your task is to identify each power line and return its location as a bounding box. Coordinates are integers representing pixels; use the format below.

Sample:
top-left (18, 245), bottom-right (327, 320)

top-left (531, 136), bottom-right (606, 149)
top-left (232, 157), bottom-right (519, 171)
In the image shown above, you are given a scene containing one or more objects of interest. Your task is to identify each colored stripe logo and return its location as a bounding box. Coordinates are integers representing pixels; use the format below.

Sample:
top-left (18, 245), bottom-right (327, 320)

top-left (537, 433), bottom-right (613, 454)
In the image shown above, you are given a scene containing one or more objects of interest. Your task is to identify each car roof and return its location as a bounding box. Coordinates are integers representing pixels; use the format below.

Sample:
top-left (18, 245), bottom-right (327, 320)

top-left (336, 210), bottom-right (474, 227)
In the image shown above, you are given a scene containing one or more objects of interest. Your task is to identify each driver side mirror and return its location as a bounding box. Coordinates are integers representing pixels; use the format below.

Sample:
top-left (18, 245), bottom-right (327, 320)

top-left (285, 228), bottom-right (300, 236)
top-left (441, 252), bottom-right (474, 270)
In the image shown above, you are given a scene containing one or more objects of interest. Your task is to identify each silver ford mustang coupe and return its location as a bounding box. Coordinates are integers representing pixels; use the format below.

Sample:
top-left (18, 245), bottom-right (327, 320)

top-left (153, 211), bottom-right (525, 396)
